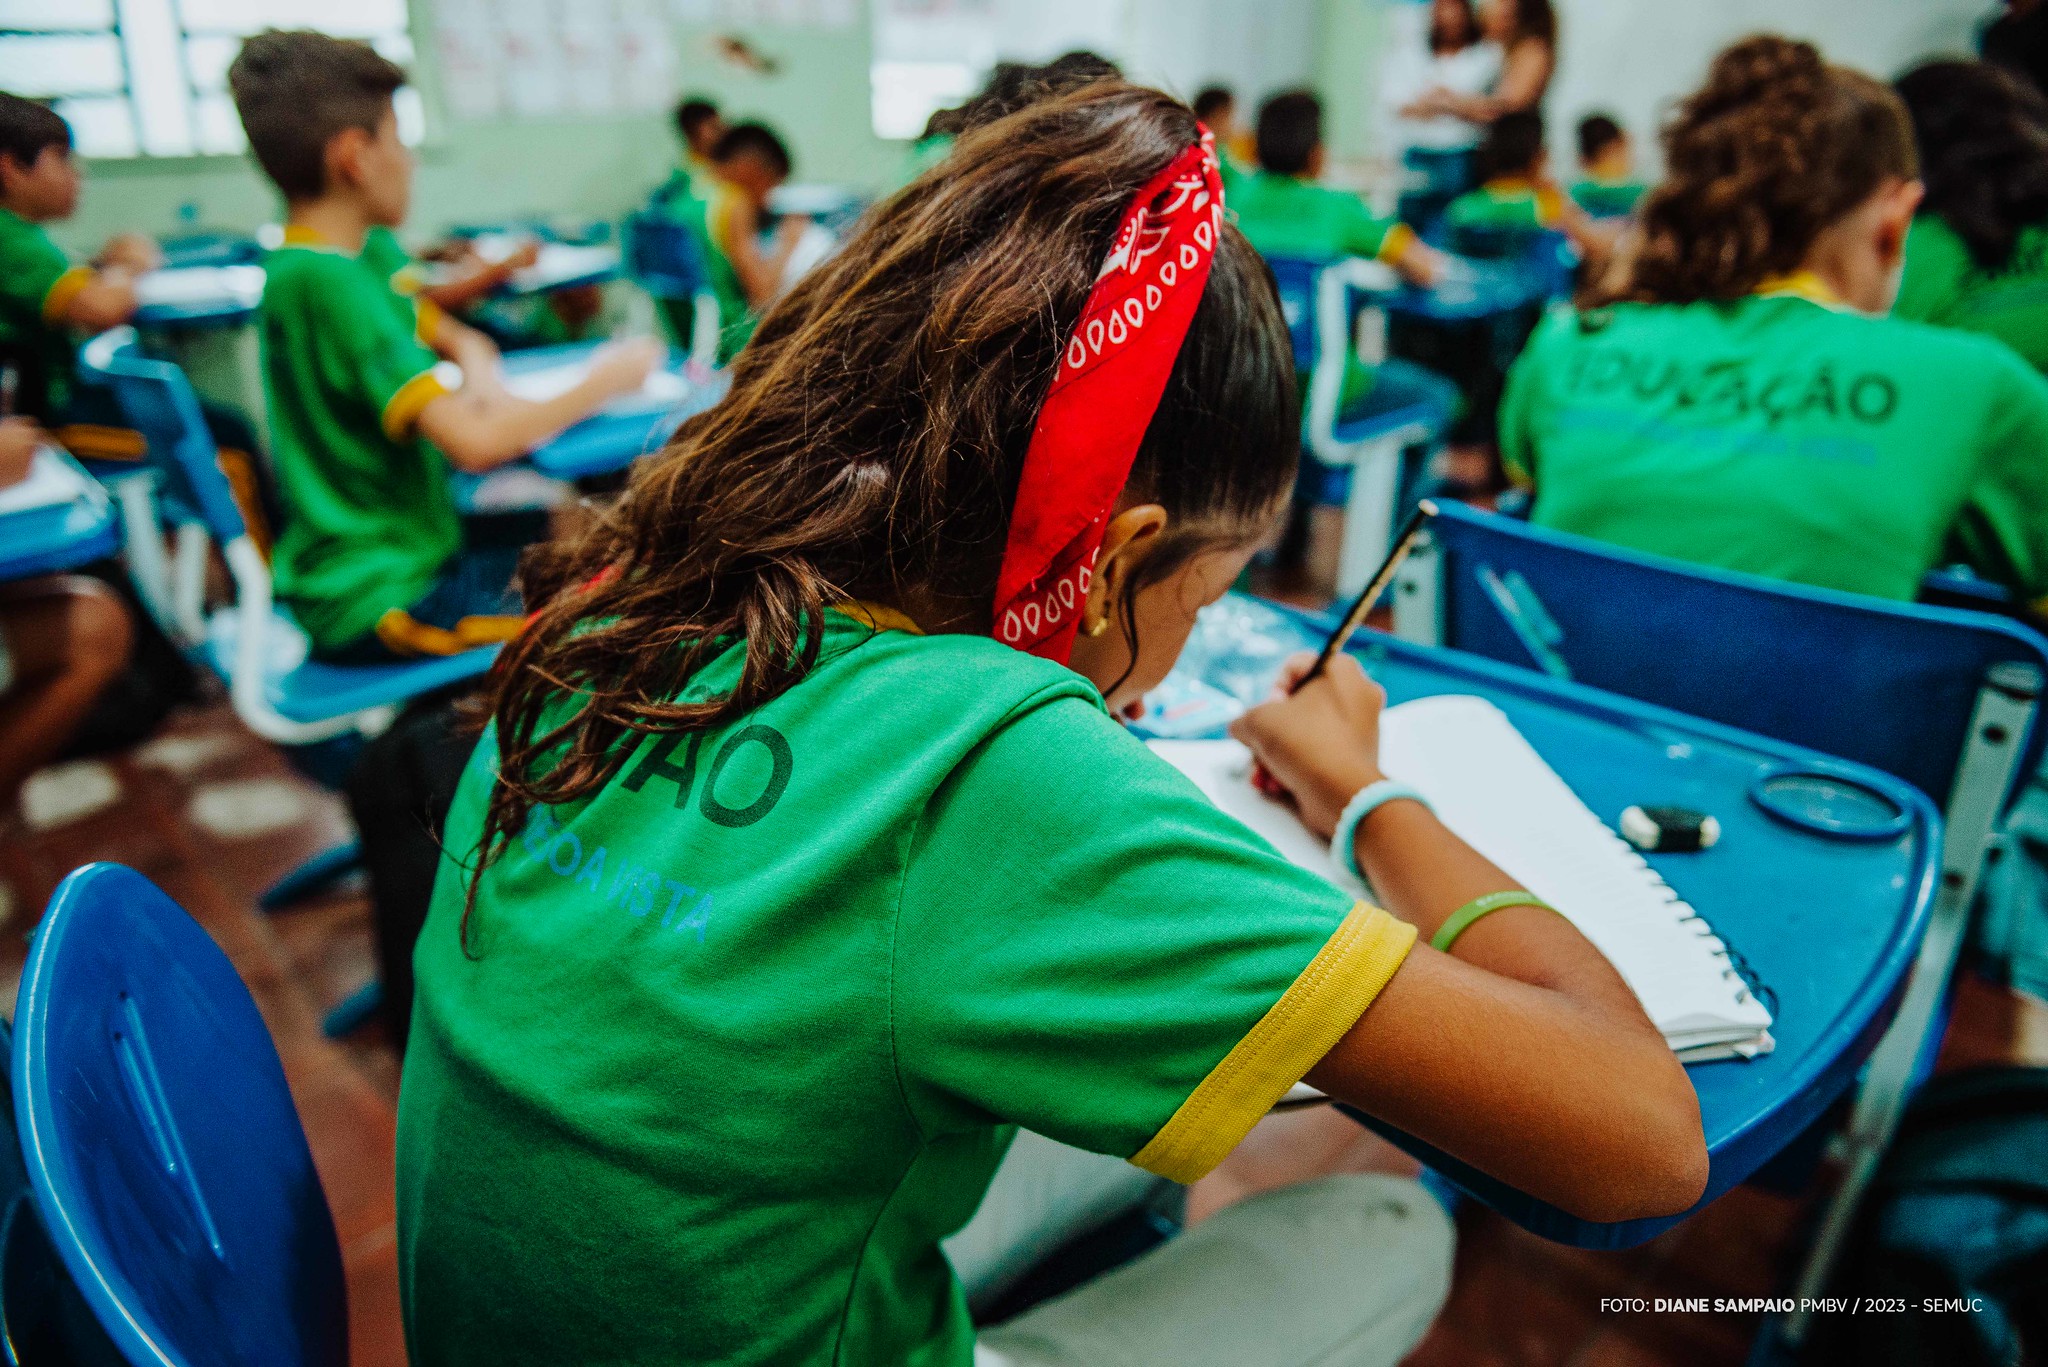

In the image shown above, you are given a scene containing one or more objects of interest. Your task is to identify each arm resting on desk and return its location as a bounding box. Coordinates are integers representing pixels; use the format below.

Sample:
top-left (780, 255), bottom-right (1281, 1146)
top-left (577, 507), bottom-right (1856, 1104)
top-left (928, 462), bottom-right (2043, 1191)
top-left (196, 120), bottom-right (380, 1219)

top-left (1234, 653), bottom-right (1710, 1224)
top-left (417, 337), bottom-right (663, 473)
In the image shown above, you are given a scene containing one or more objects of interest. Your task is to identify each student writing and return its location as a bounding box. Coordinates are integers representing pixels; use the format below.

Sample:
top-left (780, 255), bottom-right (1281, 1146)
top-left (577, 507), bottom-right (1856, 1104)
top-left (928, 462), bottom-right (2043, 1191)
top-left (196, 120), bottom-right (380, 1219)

top-left (226, 31), bottom-right (660, 663)
top-left (396, 83), bottom-right (1705, 1367)
top-left (1499, 36), bottom-right (2048, 607)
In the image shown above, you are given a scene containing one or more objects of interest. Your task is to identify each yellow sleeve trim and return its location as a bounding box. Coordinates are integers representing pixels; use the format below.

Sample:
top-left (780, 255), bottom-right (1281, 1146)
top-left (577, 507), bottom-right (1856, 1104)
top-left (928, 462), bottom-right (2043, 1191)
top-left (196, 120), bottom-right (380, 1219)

top-left (1535, 187), bottom-right (1566, 228)
top-left (414, 296), bottom-right (444, 347)
top-left (1376, 222), bottom-right (1419, 266)
top-left (381, 368), bottom-right (452, 441)
top-left (374, 609), bottom-right (524, 658)
top-left (41, 265), bottom-right (94, 323)
top-left (391, 264), bottom-right (423, 297)
top-left (1129, 903), bottom-right (1416, 1184)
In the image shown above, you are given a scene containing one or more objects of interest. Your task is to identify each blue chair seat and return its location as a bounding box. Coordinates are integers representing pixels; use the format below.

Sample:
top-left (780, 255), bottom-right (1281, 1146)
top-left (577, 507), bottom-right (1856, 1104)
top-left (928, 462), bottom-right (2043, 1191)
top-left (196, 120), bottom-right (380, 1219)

top-left (202, 608), bottom-right (499, 725)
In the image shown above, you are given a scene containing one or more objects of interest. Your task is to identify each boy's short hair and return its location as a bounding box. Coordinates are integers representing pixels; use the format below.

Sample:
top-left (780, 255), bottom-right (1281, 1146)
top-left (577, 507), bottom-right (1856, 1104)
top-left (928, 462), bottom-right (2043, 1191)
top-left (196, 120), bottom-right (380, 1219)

top-left (712, 122), bottom-right (791, 178)
top-left (1476, 109), bottom-right (1547, 183)
top-left (675, 97), bottom-right (720, 142)
top-left (228, 30), bottom-right (408, 201)
top-left (0, 93), bottom-right (71, 171)
top-left (1255, 90), bottom-right (1322, 176)
top-left (1577, 112), bottom-right (1624, 164)
top-left (1192, 85), bottom-right (1234, 124)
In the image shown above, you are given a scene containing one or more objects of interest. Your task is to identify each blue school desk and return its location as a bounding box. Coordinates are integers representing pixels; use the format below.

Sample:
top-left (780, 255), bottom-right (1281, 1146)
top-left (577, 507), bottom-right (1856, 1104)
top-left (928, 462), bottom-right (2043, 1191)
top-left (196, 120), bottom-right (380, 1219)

top-left (421, 242), bottom-right (623, 300)
top-left (502, 343), bottom-right (729, 481)
top-left (1381, 256), bottom-right (1549, 324)
top-left (0, 450), bottom-right (121, 581)
top-left (130, 264), bottom-right (266, 331)
top-left (1179, 596), bottom-right (1940, 1249)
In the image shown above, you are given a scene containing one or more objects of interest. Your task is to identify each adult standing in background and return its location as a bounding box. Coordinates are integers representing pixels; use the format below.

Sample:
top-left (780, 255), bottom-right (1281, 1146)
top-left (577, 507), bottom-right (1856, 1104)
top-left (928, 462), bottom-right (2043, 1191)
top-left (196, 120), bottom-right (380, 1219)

top-left (1388, 0), bottom-right (1502, 161)
top-left (1407, 0), bottom-right (1557, 130)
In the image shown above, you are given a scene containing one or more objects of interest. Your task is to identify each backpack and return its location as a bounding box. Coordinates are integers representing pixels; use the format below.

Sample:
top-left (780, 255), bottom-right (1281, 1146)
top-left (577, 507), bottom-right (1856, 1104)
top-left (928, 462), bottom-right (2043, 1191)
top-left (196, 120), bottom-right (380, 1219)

top-left (1809, 1066), bottom-right (2048, 1366)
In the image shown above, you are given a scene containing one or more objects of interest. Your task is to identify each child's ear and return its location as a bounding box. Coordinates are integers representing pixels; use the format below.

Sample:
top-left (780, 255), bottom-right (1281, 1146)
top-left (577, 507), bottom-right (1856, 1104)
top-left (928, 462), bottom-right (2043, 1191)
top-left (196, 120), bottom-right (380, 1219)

top-left (325, 126), bottom-right (371, 194)
top-left (1084, 503), bottom-right (1170, 627)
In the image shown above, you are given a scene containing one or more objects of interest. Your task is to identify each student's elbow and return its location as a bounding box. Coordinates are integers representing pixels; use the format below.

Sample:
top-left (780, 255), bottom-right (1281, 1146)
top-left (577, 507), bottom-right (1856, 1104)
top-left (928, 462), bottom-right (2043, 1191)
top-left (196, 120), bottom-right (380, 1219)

top-left (67, 286), bottom-right (137, 333)
top-left (1563, 1070), bottom-right (1709, 1223)
top-left (417, 399), bottom-right (511, 473)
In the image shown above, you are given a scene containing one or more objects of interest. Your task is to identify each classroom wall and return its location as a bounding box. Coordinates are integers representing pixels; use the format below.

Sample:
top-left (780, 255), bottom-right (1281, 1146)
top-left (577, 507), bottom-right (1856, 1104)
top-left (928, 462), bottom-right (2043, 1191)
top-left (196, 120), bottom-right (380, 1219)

top-left (1546, 0), bottom-right (1997, 175)
top-left (53, 0), bottom-right (898, 257)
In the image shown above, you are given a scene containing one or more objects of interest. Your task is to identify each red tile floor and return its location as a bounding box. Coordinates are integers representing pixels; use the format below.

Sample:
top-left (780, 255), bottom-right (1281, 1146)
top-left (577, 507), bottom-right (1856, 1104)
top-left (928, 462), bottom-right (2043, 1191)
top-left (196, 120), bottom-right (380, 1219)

top-left (4, 696), bottom-right (2044, 1367)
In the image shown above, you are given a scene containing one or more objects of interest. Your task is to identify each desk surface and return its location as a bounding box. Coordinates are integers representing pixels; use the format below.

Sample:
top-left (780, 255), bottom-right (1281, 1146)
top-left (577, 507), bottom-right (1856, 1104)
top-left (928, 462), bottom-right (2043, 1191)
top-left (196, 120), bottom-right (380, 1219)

top-left (0, 452), bottom-right (121, 581)
top-left (1168, 596), bottom-right (1938, 1247)
top-left (132, 264), bottom-right (265, 331)
top-left (503, 343), bottom-right (729, 481)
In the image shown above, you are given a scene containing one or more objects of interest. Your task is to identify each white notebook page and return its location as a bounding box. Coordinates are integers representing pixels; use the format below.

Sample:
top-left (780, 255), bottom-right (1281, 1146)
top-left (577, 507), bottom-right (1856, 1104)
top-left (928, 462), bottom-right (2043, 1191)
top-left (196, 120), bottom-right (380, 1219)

top-left (1151, 694), bottom-right (1773, 1060)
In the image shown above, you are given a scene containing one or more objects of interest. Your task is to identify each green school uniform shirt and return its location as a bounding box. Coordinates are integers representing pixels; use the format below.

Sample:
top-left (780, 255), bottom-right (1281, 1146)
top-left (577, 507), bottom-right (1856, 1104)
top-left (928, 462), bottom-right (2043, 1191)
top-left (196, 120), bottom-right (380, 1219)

top-left (1569, 178), bottom-right (1646, 219)
top-left (0, 207), bottom-right (91, 418)
top-left (1445, 178), bottom-right (1567, 233)
top-left (1230, 171), bottom-right (1418, 409)
top-left (258, 225), bottom-right (460, 652)
top-left (1894, 215), bottom-right (2048, 373)
top-left (672, 179), bottom-right (755, 364)
top-left (396, 607), bottom-right (1414, 1367)
top-left (1228, 169), bottom-right (1415, 266)
top-left (1499, 277), bottom-right (2048, 603)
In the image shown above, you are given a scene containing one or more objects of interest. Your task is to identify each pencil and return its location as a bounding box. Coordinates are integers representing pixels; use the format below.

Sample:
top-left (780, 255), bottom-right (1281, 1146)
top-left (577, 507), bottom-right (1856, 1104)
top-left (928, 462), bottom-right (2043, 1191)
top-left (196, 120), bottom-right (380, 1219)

top-left (1293, 499), bottom-right (1439, 691)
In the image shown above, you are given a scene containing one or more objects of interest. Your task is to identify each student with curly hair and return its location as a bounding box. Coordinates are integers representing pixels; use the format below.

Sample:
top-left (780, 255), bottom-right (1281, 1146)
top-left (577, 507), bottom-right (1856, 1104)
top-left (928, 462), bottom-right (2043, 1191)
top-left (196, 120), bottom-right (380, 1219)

top-left (1501, 35), bottom-right (2048, 607)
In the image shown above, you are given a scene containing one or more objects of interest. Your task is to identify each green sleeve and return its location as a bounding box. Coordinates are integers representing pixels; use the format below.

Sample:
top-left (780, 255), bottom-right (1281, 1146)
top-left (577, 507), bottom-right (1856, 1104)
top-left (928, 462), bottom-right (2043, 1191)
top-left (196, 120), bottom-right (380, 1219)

top-left (891, 694), bottom-right (1403, 1179)
top-left (1337, 193), bottom-right (1396, 260)
top-left (1893, 219), bottom-right (1969, 327)
top-left (1498, 312), bottom-right (1559, 485)
top-left (1955, 347), bottom-right (2048, 602)
top-left (0, 220), bottom-right (75, 323)
top-left (311, 259), bottom-right (445, 428)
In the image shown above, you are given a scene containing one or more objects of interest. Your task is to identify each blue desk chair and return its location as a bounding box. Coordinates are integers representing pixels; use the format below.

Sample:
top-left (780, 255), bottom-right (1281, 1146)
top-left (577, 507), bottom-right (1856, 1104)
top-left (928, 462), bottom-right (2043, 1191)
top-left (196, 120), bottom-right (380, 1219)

top-left (1391, 501), bottom-right (2047, 1340)
top-left (14, 864), bottom-right (348, 1367)
top-left (1266, 254), bottom-right (1456, 598)
top-left (89, 330), bottom-right (499, 1033)
top-left (1444, 222), bottom-right (1576, 304)
top-left (622, 208), bottom-right (721, 370)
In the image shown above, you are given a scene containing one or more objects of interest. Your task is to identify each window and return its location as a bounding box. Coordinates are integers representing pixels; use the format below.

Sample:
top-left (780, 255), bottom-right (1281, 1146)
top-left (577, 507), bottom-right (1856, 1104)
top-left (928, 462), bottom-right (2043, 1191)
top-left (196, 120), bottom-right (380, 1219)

top-left (868, 0), bottom-right (1130, 142)
top-left (0, 0), bottom-right (421, 159)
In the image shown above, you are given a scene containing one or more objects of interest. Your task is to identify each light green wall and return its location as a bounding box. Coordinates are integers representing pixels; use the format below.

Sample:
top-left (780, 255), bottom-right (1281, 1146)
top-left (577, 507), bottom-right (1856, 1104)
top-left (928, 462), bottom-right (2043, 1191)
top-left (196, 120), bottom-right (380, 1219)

top-left (53, 0), bottom-right (1390, 257)
top-left (53, 2), bottom-right (899, 257)
top-left (1315, 0), bottom-right (1388, 164)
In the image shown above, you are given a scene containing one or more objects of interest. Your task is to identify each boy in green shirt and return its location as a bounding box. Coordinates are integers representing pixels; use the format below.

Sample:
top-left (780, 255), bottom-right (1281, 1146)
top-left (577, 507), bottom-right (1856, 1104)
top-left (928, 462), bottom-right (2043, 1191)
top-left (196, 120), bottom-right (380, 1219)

top-left (1568, 113), bottom-right (1647, 219)
top-left (1230, 90), bottom-right (1456, 424)
top-left (226, 31), bottom-right (661, 662)
top-left (1444, 111), bottom-right (1612, 264)
top-left (0, 93), bottom-right (159, 446)
top-left (680, 121), bottom-right (808, 364)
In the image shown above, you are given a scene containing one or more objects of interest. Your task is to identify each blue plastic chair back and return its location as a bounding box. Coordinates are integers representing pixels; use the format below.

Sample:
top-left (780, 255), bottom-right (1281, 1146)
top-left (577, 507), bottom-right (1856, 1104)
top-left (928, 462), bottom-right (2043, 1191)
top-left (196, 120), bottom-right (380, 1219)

top-left (1445, 223), bottom-right (1574, 300)
top-left (12, 864), bottom-right (347, 1367)
top-left (89, 331), bottom-right (248, 546)
top-left (1419, 501), bottom-right (2048, 807)
top-left (1262, 254), bottom-right (1328, 372)
top-left (623, 208), bottom-right (712, 302)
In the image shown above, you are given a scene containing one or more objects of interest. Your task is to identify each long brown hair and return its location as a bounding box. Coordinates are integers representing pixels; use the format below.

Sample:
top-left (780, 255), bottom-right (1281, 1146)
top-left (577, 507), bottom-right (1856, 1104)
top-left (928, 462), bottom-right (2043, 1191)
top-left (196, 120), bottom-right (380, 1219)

top-left (1596, 35), bottom-right (1917, 306)
top-left (460, 83), bottom-right (1298, 943)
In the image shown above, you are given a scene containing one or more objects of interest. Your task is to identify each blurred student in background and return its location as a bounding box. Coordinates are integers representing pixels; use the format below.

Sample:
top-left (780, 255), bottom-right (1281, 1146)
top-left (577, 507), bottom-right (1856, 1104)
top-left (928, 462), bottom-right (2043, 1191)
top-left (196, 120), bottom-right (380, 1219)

top-left (0, 418), bottom-right (131, 815)
top-left (0, 94), bottom-right (158, 448)
top-left (674, 96), bottom-right (725, 197)
top-left (681, 122), bottom-right (805, 364)
top-left (226, 30), bottom-right (658, 666)
top-left (1570, 113), bottom-right (1646, 218)
top-left (1501, 35), bottom-right (2048, 607)
top-left (1193, 84), bottom-right (1253, 179)
top-left (1444, 110), bottom-right (1612, 263)
top-left (1894, 59), bottom-right (2048, 373)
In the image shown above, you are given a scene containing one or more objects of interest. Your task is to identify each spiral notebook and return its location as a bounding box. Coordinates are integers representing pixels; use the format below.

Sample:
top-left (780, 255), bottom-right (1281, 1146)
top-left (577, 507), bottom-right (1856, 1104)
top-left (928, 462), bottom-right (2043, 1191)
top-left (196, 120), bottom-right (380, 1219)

top-left (1151, 695), bottom-right (1775, 1062)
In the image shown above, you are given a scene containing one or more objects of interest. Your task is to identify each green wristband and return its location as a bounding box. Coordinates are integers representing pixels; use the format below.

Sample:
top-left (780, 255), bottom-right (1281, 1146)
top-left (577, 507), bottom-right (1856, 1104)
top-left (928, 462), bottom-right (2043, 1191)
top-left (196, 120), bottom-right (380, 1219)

top-left (1430, 891), bottom-right (1556, 953)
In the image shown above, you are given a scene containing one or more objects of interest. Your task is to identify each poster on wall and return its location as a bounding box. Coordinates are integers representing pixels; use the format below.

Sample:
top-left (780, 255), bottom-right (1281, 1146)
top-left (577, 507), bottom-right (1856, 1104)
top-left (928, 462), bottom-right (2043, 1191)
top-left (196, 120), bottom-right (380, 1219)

top-left (433, 0), bottom-right (681, 121)
top-left (671, 0), bottom-right (857, 27)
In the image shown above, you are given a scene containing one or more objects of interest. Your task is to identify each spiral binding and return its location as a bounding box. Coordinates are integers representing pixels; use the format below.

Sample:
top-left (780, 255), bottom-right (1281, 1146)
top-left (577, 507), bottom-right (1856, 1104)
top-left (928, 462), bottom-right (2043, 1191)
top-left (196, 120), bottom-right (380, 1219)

top-left (1596, 805), bottom-right (1777, 1024)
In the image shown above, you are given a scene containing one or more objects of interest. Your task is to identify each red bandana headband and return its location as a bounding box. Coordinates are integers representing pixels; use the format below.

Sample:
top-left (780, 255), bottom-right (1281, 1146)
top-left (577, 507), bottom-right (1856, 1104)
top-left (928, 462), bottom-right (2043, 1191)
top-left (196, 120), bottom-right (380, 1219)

top-left (992, 128), bottom-right (1225, 663)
